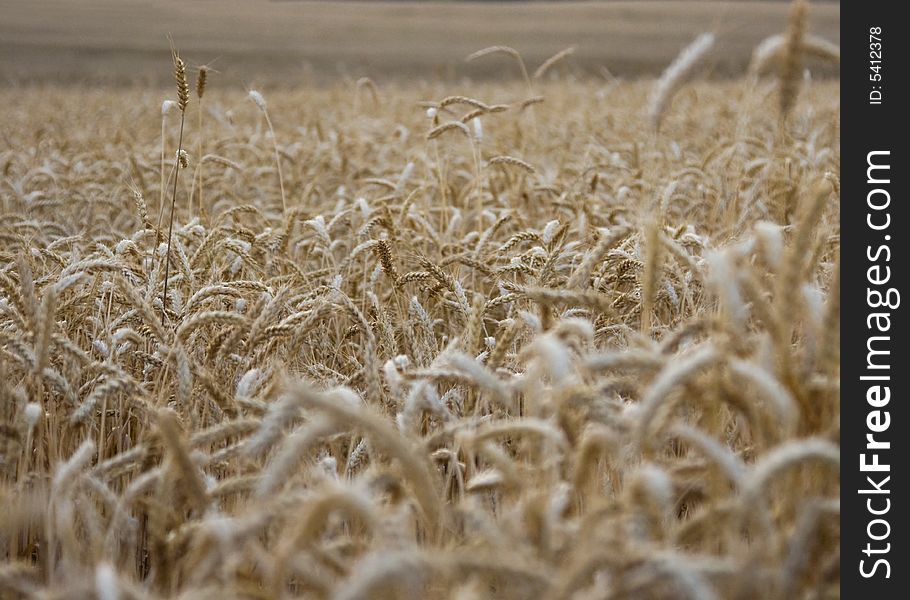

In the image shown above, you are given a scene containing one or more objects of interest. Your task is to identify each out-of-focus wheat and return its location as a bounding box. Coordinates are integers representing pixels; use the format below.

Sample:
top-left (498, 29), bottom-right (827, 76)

top-left (0, 41), bottom-right (839, 598)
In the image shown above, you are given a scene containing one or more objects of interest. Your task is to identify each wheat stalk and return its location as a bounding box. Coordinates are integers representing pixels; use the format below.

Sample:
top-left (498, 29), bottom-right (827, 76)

top-left (249, 90), bottom-right (287, 214)
top-left (779, 0), bottom-right (808, 119)
top-left (648, 33), bottom-right (716, 131)
top-left (162, 43), bottom-right (189, 323)
top-left (466, 45), bottom-right (532, 92)
top-left (533, 46), bottom-right (576, 80)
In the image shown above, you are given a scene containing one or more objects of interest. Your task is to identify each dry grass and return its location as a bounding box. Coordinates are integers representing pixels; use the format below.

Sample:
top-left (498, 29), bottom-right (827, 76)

top-left (0, 35), bottom-right (839, 600)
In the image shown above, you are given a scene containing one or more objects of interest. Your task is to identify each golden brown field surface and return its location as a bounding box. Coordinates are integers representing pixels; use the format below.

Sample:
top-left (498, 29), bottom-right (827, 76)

top-left (0, 0), bottom-right (839, 84)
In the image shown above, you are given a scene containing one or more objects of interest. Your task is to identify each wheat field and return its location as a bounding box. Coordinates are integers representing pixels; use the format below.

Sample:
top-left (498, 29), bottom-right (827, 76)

top-left (0, 15), bottom-right (839, 600)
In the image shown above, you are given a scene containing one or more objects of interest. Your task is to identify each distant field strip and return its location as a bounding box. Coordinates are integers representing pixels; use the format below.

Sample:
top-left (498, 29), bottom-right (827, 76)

top-left (0, 0), bottom-right (838, 84)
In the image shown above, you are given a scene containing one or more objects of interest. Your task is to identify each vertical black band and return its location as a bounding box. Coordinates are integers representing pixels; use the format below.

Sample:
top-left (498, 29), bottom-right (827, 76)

top-left (842, 0), bottom-right (905, 594)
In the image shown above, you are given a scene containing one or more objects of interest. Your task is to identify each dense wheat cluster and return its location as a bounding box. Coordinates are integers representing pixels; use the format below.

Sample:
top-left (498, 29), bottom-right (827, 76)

top-left (0, 49), bottom-right (839, 599)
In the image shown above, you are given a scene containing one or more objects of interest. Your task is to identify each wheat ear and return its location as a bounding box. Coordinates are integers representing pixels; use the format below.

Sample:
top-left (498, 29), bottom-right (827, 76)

top-left (190, 65), bottom-right (208, 219)
top-left (779, 0), bottom-right (808, 119)
top-left (648, 33), bottom-right (716, 131)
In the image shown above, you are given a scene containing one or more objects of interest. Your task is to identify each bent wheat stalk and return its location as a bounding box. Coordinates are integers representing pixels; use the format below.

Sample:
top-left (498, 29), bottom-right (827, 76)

top-left (648, 32), bottom-right (716, 131)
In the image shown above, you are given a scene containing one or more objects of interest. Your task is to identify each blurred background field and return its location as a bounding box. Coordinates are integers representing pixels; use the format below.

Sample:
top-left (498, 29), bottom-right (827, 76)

top-left (0, 0), bottom-right (839, 86)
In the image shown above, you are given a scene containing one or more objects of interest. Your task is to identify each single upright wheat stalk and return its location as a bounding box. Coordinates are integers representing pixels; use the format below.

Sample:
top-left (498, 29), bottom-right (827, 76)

top-left (779, 0), bottom-right (808, 119)
top-left (190, 65), bottom-right (209, 219)
top-left (249, 90), bottom-right (287, 215)
top-left (162, 43), bottom-right (189, 321)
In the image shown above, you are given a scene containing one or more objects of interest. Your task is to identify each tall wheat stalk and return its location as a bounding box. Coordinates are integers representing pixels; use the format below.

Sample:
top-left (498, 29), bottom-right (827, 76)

top-left (162, 44), bottom-right (189, 321)
top-left (249, 90), bottom-right (287, 215)
top-left (779, 0), bottom-right (808, 120)
top-left (189, 65), bottom-right (208, 220)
